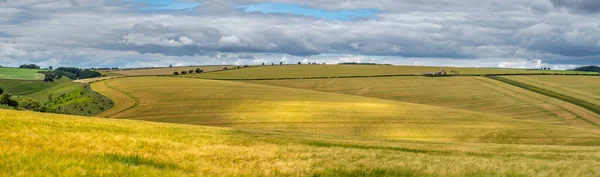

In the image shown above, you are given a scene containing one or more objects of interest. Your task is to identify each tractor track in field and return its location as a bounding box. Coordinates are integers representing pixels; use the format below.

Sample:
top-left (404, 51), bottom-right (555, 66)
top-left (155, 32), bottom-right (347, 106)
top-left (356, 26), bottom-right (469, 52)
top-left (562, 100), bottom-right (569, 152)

top-left (487, 76), bottom-right (600, 127)
top-left (101, 80), bottom-right (139, 118)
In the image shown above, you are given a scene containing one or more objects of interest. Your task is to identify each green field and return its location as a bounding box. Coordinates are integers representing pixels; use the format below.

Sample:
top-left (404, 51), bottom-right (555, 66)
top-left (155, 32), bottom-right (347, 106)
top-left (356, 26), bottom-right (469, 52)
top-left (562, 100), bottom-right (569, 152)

top-left (91, 77), bottom-right (600, 145)
top-left (0, 78), bottom-right (62, 95)
top-left (189, 65), bottom-right (593, 80)
top-left (0, 77), bottom-right (113, 116)
top-left (0, 67), bottom-right (44, 80)
top-left (246, 76), bottom-right (600, 130)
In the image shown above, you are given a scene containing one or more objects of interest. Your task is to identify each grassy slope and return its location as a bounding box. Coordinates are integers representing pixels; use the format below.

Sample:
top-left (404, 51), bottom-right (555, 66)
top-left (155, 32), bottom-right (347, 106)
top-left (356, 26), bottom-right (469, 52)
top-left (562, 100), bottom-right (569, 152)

top-left (0, 77), bottom-right (113, 116)
top-left (107, 65), bottom-right (232, 76)
top-left (247, 76), bottom-right (600, 130)
top-left (0, 78), bottom-right (64, 95)
top-left (3, 109), bottom-right (600, 176)
top-left (91, 77), bottom-right (600, 145)
top-left (504, 76), bottom-right (600, 106)
top-left (190, 65), bottom-right (593, 79)
top-left (26, 80), bottom-right (113, 116)
top-left (0, 68), bottom-right (43, 80)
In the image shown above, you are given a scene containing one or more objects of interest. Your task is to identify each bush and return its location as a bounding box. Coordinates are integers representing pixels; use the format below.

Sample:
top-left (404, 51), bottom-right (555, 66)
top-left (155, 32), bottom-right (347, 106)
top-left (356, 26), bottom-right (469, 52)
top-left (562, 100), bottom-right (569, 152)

top-left (181, 71), bottom-right (187, 75)
top-left (173, 72), bottom-right (179, 75)
top-left (188, 70), bottom-right (194, 74)
top-left (195, 68), bottom-right (204, 73)
top-left (0, 87), bottom-right (3, 95)
top-left (0, 93), bottom-right (19, 107)
top-left (19, 98), bottom-right (41, 111)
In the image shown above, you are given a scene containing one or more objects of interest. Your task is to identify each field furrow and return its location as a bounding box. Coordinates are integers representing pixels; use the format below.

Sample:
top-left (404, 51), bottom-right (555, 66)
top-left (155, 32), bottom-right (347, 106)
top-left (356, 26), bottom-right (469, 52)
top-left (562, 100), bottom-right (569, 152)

top-left (91, 76), bottom-right (600, 145)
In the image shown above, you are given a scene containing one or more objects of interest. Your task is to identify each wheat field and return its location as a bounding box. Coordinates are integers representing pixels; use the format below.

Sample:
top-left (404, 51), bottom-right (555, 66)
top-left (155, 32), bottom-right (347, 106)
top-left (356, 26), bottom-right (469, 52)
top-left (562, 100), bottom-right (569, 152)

top-left (247, 76), bottom-right (600, 130)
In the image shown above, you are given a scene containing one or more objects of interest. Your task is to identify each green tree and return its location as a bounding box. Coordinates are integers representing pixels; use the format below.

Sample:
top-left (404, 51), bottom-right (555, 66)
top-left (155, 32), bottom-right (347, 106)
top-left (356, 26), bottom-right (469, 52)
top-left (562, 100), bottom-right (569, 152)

top-left (0, 87), bottom-right (4, 95)
top-left (19, 98), bottom-right (41, 111)
top-left (0, 93), bottom-right (19, 107)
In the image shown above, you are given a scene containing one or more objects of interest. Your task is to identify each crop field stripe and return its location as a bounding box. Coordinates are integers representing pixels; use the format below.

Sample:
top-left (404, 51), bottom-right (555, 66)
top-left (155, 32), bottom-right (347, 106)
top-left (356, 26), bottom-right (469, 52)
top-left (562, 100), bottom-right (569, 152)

top-left (99, 80), bottom-right (139, 118)
top-left (488, 76), bottom-right (600, 117)
top-left (479, 77), bottom-right (600, 128)
top-left (195, 73), bottom-right (600, 81)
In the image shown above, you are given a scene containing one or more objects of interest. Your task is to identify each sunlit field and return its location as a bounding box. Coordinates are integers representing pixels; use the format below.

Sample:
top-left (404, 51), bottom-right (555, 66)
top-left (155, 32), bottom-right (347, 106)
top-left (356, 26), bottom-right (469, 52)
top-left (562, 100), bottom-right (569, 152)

top-left (504, 76), bottom-right (600, 106)
top-left (3, 107), bottom-right (600, 176)
top-left (189, 65), bottom-right (593, 79)
top-left (0, 68), bottom-right (43, 80)
top-left (90, 77), bottom-right (600, 145)
top-left (106, 65), bottom-right (232, 76)
top-left (247, 76), bottom-right (600, 130)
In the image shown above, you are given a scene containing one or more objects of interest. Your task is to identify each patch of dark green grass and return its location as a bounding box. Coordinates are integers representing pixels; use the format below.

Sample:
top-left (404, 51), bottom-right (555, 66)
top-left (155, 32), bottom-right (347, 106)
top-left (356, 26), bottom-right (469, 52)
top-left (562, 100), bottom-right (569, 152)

top-left (0, 78), bottom-right (61, 95)
top-left (102, 153), bottom-right (178, 170)
top-left (488, 76), bottom-right (600, 116)
top-left (311, 168), bottom-right (429, 177)
top-left (303, 141), bottom-right (447, 154)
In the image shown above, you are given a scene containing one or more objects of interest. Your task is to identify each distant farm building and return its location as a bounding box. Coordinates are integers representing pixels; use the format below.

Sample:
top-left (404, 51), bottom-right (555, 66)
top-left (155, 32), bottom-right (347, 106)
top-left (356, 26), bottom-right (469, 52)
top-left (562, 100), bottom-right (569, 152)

top-left (424, 69), bottom-right (447, 76)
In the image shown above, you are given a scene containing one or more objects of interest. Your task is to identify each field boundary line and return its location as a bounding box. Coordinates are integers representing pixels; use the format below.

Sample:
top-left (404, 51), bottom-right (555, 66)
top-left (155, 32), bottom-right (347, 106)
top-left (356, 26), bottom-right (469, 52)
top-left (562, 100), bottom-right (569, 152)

top-left (188, 73), bottom-right (599, 81)
top-left (100, 80), bottom-right (139, 118)
top-left (476, 77), bottom-right (600, 128)
top-left (487, 76), bottom-right (600, 119)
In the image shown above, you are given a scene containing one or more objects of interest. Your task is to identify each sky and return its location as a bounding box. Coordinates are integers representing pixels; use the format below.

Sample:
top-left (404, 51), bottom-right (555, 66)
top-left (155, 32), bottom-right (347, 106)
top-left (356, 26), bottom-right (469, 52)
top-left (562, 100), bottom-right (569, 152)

top-left (0, 0), bottom-right (599, 69)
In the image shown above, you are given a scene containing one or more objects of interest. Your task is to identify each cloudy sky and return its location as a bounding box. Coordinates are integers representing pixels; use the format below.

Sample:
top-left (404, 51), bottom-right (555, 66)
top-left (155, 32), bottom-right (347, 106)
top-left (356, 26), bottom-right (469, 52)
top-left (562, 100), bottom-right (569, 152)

top-left (0, 0), bottom-right (599, 69)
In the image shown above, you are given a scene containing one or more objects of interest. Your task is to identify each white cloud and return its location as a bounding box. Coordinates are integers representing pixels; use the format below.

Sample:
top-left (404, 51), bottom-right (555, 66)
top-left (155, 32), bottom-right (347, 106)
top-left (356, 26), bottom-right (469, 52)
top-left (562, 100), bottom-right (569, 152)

top-left (218, 35), bottom-right (243, 47)
top-left (0, 0), bottom-right (599, 68)
top-left (179, 36), bottom-right (194, 45)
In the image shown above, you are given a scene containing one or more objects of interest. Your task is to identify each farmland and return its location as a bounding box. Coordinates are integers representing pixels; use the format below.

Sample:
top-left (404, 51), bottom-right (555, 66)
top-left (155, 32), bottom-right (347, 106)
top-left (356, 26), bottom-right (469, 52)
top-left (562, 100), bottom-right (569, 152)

top-left (4, 64), bottom-right (600, 176)
top-left (503, 76), bottom-right (600, 107)
top-left (0, 77), bottom-right (113, 116)
top-left (91, 77), bottom-right (600, 145)
top-left (190, 65), bottom-right (594, 80)
top-left (0, 68), bottom-right (44, 80)
top-left (105, 65), bottom-right (232, 76)
top-left (3, 105), bottom-right (600, 176)
top-left (247, 76), bottom-right (600, 130)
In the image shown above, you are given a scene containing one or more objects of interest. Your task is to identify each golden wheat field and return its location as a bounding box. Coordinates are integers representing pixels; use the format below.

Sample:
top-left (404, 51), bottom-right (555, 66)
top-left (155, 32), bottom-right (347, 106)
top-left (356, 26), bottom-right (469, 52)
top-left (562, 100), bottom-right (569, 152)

top-left (247, 76), bottom-right (600, 130)
top-left (190, 65), bottom-right (592, 79)
top-left (503, 75), bottom-right (600, 106)
top-left (89, 76), bottom-right (600, 145)
top-left (3, 104), bottom-right (600, 176)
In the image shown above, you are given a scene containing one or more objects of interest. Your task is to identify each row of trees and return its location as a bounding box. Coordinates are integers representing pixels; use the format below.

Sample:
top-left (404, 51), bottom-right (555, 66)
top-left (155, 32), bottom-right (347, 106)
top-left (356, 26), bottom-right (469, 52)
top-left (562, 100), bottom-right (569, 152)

top-left (39, 67), bottom-right (102, 82)
top-left (173, 68), bottom-right (204, 75)
top-left (19, 64), bottom-right (41, 69)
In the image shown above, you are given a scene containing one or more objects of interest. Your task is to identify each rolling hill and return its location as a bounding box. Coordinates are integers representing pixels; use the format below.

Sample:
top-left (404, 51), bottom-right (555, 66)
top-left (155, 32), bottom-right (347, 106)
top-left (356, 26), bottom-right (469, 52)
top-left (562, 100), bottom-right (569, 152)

top-left (2, 106), bottom-right (600, 176)
top-left (105, 65), bottom-right (232, 76)
top-left (246, 76), bottom-right (600, 130)
top-left (503, 76), bottom-right (600, 107)
top-left (0, 68), bottom-right (44, 80)
top-left (91, 76), bottom-right (600, 145)
top-left (188, 65), bottom-right (594, 80)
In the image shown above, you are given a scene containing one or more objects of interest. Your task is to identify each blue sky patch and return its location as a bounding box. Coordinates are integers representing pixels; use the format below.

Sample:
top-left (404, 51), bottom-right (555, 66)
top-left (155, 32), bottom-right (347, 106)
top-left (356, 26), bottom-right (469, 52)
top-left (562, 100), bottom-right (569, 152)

top-left (0, 32), bottom-right (16, 38)
top-left (239, 3), bottom-right (380, 20)
top-left (135, 0), bottom-right (199, 10)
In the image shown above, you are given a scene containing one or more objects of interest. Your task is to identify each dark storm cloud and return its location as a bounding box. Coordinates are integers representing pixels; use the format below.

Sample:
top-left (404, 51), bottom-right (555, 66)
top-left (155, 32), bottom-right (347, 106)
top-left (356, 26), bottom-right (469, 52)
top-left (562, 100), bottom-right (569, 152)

top-left (551, 0), bottom-right (600, 13)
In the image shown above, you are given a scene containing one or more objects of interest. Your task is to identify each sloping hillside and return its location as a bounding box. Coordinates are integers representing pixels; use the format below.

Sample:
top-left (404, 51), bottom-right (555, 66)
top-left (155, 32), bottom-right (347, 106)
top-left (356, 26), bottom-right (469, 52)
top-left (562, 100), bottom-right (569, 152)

top-left (247, 76), bottom-right (600, 130)
top-left (91, 77), bottom-right (600, 145)
top-left (2, 109), bottom-right (600, 176)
